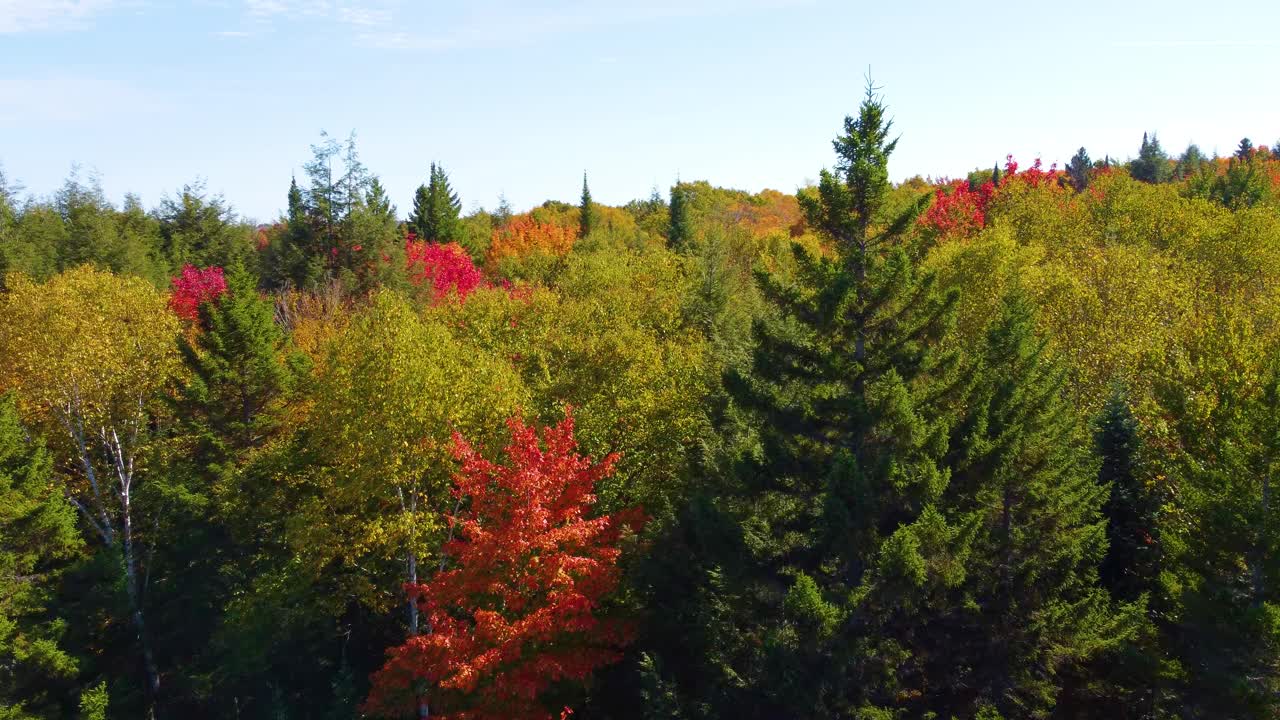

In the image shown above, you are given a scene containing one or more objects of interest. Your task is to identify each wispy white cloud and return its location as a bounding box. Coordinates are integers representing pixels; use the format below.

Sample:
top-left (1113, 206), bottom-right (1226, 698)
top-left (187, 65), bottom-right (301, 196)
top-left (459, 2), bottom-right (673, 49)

top-left (211, 28), bottom-right (251, 36)
top-left (0, 0), bottom-right (117, 33)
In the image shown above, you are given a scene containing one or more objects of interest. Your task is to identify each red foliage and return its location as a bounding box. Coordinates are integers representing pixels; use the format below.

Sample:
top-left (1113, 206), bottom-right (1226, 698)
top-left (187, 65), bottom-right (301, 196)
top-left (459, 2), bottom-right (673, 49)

top-left (1003, 154), bottom-right (1061, 189)
top-left (920, 155), bottom-right (1067, 241)
top-left (406, 238), bottom-right (486, 304)
top-left (168, 264), bottom-right (227, 322)
top-left (363, 412), bottom-right (643, 720)
top-left (921, 179), bottom-right (995, 240)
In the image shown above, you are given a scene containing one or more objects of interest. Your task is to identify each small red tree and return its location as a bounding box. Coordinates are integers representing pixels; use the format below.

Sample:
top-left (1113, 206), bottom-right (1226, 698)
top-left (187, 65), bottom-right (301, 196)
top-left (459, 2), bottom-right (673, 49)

top-left (406, 238), bottom-right (486, 304)
top-left (168, 264), bottom-right (227, 322)
top-left (363, 411), bottom-right (643, 720)
top-left (920, 179), bottom-right (995, 240)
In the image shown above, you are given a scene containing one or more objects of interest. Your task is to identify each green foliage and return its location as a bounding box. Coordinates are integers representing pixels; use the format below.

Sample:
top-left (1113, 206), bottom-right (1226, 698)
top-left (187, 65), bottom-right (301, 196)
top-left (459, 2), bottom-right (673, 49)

top-left (668, 182), bottom-right (691, 250)
top-left (1130, 132), bottom-right (1172, 184)
top-left (408, 162), bottom-right (461, 243)
top-left (580, 172), bottom-right (597, 238)
top-left (77, 683), bottom-right (107, 720)
top-left (157, 180), bottom-right (256, 273)
top-left (1066, 146), bottom-right (1091, 192)
top-left (0, 395), bottom-right (82, 720)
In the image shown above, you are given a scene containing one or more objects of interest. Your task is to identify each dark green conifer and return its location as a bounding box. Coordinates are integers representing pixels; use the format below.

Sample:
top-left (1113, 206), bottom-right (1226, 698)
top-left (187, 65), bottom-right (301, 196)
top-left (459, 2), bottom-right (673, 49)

top-left (579, 171), bottom-right (597, 238)
top-left (667, 182), bottom-right (691, 250)
top-left (408, 163), bottom-right (461, 243)
top-left (1066, 146), bottom-right (1092, 193)
top-left (1130, 132), bottom-right (1171, 183)
top-left (927, 293), bottom-right (1141, 718)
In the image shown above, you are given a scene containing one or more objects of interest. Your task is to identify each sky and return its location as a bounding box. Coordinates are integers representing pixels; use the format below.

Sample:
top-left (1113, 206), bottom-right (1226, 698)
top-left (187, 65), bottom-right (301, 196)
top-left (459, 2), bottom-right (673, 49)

top-left (1, 0), bottom-right (1277, 223)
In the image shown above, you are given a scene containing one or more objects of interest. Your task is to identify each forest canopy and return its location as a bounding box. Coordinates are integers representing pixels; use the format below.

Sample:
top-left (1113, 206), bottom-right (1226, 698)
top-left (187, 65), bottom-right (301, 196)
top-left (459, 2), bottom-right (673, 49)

top-left (2, 90), bottom-right (1280, 719)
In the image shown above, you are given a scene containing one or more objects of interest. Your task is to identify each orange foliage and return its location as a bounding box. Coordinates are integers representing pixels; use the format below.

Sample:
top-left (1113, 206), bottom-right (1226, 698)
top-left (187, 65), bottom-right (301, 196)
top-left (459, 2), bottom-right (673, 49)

top-left (363, 412), bottom-right (642, 720)
top-left (485, 216), bottom-right (576, 271)
top-left (726, 188), bottom-right (804, 238)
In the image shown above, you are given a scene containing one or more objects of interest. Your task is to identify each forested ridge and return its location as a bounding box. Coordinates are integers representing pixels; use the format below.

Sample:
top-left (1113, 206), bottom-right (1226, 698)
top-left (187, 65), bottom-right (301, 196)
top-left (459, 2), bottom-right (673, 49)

top-left (2, 88), bottom-right (1280, 719)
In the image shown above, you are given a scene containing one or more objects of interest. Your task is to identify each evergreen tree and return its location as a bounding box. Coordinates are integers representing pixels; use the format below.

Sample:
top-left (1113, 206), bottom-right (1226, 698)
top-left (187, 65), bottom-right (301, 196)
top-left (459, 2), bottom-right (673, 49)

top-left (1130, 132), bottom-right (1171, 184)
top-left (1236, 137), bottom-right (1255, 161)
top-left (991, 162), bottom-right (1002, 187)
top-left (175, 265), bottom-right (306, 455)
top-left (1211, 151), bottom-right (1269, 209)
top-left (667, 182), bottom-right (692, 251)
top-left (0, 167), bottom-right (53, 285)
top-left (0, 393), bottom-right (82, 719)
top-left (343, 178), bottom-right (407, 294)
top-left (1055, 389), bottom-right (1167, 720)
top-left (652, 82), bottom-right (962, 718)
top-left (408, 182), bottom-right (430, 240)
top-left (267, 176), bottom-right (320, 289)
top-left (580, 171), bottom-right (597, 238)
top-left (157, 180), bottom-right (255, 274)
top-left (408, 163), bottom-right (461, 243)
top-left (303, 132), bottom-right (342, 254)
top-left (923, 293), bottom-right (1140, 718)
top-left (1066, 146), bottom-right (1092, 193)
top-left (1096, 390), bottom-right (1159, 602)
top-left (151, 266), bottom-right (313, 715)
top-left (1175, 143), bottom-right (1208, 180)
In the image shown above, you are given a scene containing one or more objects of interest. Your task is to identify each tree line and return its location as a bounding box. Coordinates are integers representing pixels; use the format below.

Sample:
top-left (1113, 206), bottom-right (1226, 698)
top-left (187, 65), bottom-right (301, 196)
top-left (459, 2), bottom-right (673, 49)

top-left (1, 88), bottom-right (1280, 719)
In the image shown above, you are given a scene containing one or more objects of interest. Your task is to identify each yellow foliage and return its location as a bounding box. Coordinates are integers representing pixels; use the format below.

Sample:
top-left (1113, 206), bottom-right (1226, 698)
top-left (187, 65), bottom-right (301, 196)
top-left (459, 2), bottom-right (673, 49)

top-left (0, 266), bottom-right (179, 435)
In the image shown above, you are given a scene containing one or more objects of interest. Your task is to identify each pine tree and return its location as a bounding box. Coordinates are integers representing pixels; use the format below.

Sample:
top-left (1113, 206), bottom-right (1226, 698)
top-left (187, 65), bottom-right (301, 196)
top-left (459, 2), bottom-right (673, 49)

top-left (667, 182), bottom-right (691, 251)
top-left (343, 177), bottom-right (407, 293)
top-left (1130, 132), bottom-right (1171, 184)
top-left (580, 171), bottom-right (597, 238)
top-left (1066, 146), bottom-right (1092, 193)
top-left (1175, 144), bottom-right (1208, 180)
top-left (0, 393), bottom-right (82, 719)
top-left (923, 293), bottom-right (1141, 718)
top-left (408, 182), bottom-right (430, 240)
top-left (267, 176), bottom-right (320, 289)
top-left (176, 265), bottom-right (305, 456)
top-left (1236, 137), bottom-right (1255, 161)
top-left (991, 162), bottom-right (1002, 187)
top-left (664, 81), bottom-right (963, 718)
top-left (408, 163), bottom-right (461, 243)
top-left (1054, 388), bottom-right (1166, 720)
top-left (1096, 390), bottom-right (1159, 602)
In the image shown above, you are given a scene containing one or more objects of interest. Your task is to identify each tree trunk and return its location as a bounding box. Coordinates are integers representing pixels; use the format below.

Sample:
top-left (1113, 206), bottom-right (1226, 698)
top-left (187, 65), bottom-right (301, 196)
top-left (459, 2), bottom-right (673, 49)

top-left (122, 490), bottom-right (161, 716)
top-left (407, 549), bottom-right (419, 636)
top-left (1254, 469), bottom-right (1270, 606)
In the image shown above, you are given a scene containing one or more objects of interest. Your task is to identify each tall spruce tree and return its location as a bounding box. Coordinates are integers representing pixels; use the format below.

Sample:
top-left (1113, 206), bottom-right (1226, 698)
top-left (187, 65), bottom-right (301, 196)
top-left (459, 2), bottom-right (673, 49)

top-left (922, 293), bottom-right (1141, 718)
top-left (1066, 147), bottom-right (1092, 193)
top-left (667, 182), bottom-right (691, 251)
top-left (1130, 132), bottom-right (1171, 184)
top-left (267, 176), bottom-right (321, 289)
top-left (408, 163), bottom-right (461, 243)
top-left (580, 171), bottom-right (597, 238)
top-left (644, 82), bottom-right (964, 718)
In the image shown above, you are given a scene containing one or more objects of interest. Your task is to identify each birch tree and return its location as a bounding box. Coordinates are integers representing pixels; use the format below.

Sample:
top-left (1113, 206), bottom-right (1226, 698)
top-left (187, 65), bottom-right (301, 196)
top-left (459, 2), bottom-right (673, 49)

top-left (0, 266), bottom-right (179, 717)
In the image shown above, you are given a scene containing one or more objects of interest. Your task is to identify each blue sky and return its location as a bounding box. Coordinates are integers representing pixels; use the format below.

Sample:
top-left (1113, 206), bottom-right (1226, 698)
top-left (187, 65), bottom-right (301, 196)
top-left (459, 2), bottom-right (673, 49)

top-left (2, 0), bottom-right (1277, 223)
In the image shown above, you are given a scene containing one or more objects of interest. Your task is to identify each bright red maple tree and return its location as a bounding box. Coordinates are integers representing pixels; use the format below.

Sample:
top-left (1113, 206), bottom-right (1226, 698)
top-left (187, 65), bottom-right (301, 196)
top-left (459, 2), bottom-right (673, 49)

top-left (406, 237), bottom-right (487, 304)
top-left (362, 411), bottom-right (643, 720)
top-left (168, 264), bottom-right (227, 322)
